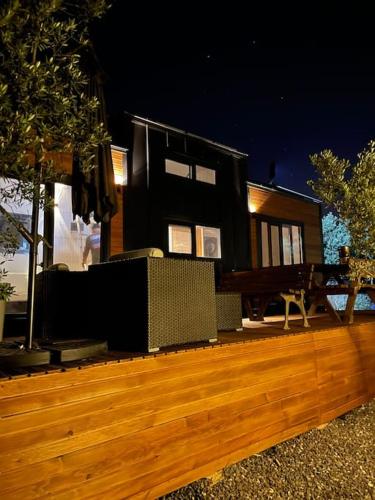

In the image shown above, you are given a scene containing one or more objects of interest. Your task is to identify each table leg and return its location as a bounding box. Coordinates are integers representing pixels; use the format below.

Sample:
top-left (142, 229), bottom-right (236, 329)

top-left (343, 287), bottom-right (359, 324)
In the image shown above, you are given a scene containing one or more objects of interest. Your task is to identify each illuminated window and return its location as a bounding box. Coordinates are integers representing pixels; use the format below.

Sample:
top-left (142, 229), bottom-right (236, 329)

top-left (165, 159), bottom-right (217, 184)
top-left (0, 178), bottom-right (44, 301)
top-left (196, 226), bottom-right (221, 258)
top-left (282, 226), bottom-right (292, 265)
top-left (111, 146), bottom-right (127, 185)
top-left (168, 224), bottom-right (192, 254)
top-left (291, 225), bottom-right (303, 264)
top-left (259, 219), bottom-right (303, 267)
top-left (196, 165), bottom-right (216, 185)
top-left (168, 224), bottom-right (221, 258)
top-left (165, 159), bottom-right (192, 179)
top-left (54, 183), bottom-right (101, 270)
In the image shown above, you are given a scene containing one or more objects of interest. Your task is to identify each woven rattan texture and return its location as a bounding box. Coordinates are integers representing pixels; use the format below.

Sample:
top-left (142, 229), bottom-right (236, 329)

top-left (147, 258), bottom-right (217, 350)
top-left (215, 292), bottom-right (243, 330)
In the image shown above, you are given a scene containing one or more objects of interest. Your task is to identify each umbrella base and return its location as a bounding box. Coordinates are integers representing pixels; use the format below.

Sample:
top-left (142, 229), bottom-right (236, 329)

top-left (0, 343), bottom-right (51, 368)
top-left (40, 338), bottom-right (108, 363)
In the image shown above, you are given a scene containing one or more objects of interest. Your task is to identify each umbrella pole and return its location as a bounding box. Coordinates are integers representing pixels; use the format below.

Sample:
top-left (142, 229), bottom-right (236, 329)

top-left (25, 165), bottom-right (41, 350)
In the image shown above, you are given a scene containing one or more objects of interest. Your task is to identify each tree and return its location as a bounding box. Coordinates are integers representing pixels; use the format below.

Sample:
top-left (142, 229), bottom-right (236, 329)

top-left (0, 0), bottom-right (111, 350)
top-left (321, 212), bottom-right (350, 265)
top-left (321, 212), bottom-right (372, 310)
top-left (0, 0), bottom-right (111, 207)
top-left (308, 142), bottom-right (375, 259)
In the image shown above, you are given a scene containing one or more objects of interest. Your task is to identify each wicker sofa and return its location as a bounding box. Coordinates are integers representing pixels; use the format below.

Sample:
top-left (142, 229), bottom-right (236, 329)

top-left (89, 257), bottom-right (218, 352)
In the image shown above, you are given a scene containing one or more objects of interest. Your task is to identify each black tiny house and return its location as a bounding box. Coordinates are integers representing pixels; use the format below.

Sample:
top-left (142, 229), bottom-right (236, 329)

top-left (111, 113), bottom-right (250, 272)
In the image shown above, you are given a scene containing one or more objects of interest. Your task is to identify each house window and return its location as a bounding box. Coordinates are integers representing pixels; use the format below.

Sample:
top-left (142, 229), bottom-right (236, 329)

top-left (196, 165), bottom-right (216, 185)
top-left (0, 178), bottom-right (44, 302)
top-left (261, 222), bottom-right (270, 267)
top-left (111, 146), bottom-right (127, 185)
top-left (168, 224), bottom-right (221, 258)
top-left (165, 159), bottom-right (192, 179)
top-left (196, 226), bottom-right (221, 258)
top-left (54, 183), bottom-right (101, 270)
top-left (259, 219), bottom-right (303, 267)
top-left (270, 225), bottom-right (281, 266)
top-left (168, 224), bottom-right (192, 254)
top-left (165, 159), bottom-right (216, 184)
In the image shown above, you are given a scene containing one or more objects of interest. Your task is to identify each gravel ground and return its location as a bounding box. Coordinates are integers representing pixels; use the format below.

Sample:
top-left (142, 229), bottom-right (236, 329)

top-left (162, 399), bottom-right (375, 499)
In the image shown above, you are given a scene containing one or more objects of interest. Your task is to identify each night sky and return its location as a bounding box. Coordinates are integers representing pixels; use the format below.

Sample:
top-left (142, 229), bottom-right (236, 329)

top-left (93, 3), bottom-right (375, 196)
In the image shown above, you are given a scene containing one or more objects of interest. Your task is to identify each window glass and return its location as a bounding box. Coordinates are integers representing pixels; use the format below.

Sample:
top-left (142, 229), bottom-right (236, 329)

top-left (259, 218), bottom-right (303, 267)
top-left (0, 178), bottom-right (43, 301)
top-left (196, 226), bottom-right (221, 258)
top-left (292, 225), bottom-right (303, 264)
top-left (111, 146), bottom-right (127, 185)
top-left (54, 183), bottom-right (100, 270)
top-left (261, 221), bottom-right (270, 267)
top-left (168, 224), bottom-right (192, 254)
top-left (165, 159), bottom-right (192, 179)
top-left (282, 225), bottom-right (292, 265)
top-left (270, 225), bottom-right (281, 266)
top-left (196, 165), bottom-right (216, 185)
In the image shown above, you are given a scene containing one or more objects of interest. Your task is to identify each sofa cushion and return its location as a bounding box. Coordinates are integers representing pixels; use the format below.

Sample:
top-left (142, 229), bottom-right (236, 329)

top-left (109, 248), bottom-right (164, 261)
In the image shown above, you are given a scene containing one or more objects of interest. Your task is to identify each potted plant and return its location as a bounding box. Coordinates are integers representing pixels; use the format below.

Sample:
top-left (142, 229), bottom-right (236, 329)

top-left (0, 266), bottom-right (15, 342)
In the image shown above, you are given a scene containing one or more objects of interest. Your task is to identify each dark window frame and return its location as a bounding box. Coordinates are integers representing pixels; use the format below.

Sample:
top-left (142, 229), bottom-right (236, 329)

top-left (165, 220), bottom-right (222, 260)
top-left (254, 214), bottom-right (305, 267)
top-left (164, 156), bottom-right (217, 186)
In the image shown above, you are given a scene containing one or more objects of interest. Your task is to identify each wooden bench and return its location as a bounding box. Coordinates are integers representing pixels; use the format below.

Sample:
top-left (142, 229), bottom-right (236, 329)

top-left (218, 264), bottom-right (315, 330)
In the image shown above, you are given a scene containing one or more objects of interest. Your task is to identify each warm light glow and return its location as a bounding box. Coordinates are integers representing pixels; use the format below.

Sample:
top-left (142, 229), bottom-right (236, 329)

top-left (247, 187), bottom-right (257, 212)
top-left (111, 146), bottom-right (127, 185)
top-left (114, 174), bottom-right (124, 185)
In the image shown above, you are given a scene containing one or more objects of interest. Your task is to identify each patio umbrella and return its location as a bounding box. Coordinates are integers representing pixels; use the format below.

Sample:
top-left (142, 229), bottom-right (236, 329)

top-left (72, 53), bottom-right (118, 225)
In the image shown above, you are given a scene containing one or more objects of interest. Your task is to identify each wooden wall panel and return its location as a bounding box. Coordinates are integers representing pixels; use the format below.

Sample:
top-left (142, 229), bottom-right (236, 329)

top-left (248, 186), bottom-right (323, 267)
top-left (0, 321), bottom-right (374, 499)
top-left (110, 186), bottom-right (124, 255)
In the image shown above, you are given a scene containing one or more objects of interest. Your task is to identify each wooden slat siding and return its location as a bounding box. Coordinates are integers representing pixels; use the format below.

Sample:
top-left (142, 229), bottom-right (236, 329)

top-left (0, 349), bottom-right (315, 468)
top-left (0, 372), bottom-right (318, 475)
top-left (0, 341), bottom-right (313, 417)
top-left (0, 322), bottom-right (374, 499)
top-left (314, 322), bottom-right (375, 423)
top-left (110, 148), bottom-right (126, 255)
top-left (248, 185), bottom-right (323, 267)
top-left (0, 333), bottom-right (313, 399)
top-left (26, 151), bottom-right (73, 175)
top-left (110, 185), bottom-right (124, 255)
top-left (2, 393), bottom-right (319, 498)
top-left (111, 149), bottom-right (125, 182)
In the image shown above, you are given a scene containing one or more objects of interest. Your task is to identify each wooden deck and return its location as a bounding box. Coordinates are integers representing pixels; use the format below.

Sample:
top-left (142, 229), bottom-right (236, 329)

top-left (0, 314), bottom-right (374, 499)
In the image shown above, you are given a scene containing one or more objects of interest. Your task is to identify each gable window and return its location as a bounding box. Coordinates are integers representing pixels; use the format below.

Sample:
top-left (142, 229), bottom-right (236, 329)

top-left (196, 165), bottom-right (216, 185)
top-left (165, 159), bottom-right (192, 179)
top-left (165, 159), bottom-right (216, 185)
top-left (168, 223), bottom-right (221, 258)
top-left (259, 219), bottom-right (303, 267)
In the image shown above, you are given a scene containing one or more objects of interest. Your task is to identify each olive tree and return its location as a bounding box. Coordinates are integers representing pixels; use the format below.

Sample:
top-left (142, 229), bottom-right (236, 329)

top-left (308, 142), bottom-right (375, 259)
top-left (0, 0), bottom-right (111, 348)
top-left (322, 212), bottom-right (372, 310)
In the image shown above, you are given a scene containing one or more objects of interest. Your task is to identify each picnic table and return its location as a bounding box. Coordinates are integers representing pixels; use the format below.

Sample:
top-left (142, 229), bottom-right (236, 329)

top-left (218, 264), bottom-right (314, 330)
top-left (310, 263), bottom-right (375, 324)
top-left (218, 263), bottom-right (375, 328)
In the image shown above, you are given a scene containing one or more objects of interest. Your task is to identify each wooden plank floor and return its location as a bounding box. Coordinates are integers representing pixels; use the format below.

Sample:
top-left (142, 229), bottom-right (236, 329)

top-left (0, 314), bottom-right (374, 499)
